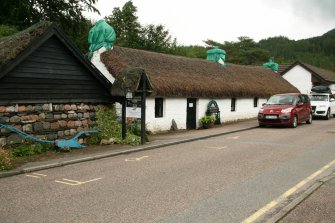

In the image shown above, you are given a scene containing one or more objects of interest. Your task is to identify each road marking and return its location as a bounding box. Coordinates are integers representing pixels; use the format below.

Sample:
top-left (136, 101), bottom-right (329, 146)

top-left (206, 146), bottom-right (228, 150)
top-left (55, 178), bottom-right (102, 186)
top-left (25, 173), bottom-right (47, 178)
top-left (227, 136), bottom-right (240, 140)
top-left (242, 159), bottom-right (335, 223)
top-left (125, 156), bottom-right (149, 162)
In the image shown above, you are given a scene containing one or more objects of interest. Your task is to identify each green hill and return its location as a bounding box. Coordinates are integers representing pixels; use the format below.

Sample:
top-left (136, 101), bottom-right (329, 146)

top-left (259, 29), bottom-right (335, 71)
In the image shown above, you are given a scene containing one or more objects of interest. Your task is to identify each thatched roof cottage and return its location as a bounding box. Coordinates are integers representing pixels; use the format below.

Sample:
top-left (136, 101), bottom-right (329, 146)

top-left (91, 46), bottom-right (298, 132)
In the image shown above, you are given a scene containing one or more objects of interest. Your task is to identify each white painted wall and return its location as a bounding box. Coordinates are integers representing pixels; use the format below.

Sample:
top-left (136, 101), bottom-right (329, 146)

top-left (198, 98), bottom-right (266, 124)
top-left (90, 47), bottom-right (115, 84)
top-left (143, 97), bottom-right (267, 133)
top-left (282, 65), bottom-right (312, 94)
top-left (146, 98), bottom-right (187, 132)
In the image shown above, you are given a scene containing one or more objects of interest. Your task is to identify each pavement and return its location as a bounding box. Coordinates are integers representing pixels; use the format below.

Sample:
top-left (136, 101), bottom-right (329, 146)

top-left (1, 118), bottom-right (334, 223)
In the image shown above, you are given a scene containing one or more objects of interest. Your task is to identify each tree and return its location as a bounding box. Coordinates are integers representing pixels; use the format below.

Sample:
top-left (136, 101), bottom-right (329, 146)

top-left (105, 0), bottom-right (141, 48)
top-left (204, 37), bottom-right (270, 65)
top-left (0, 25), bottom-right (19, 38)
top-left (0, 0), bottom-right (99, 51)
top-left (171, 45), bottom-right (207, 59)
top-left (105, 0), bottom-right (177, 53)
top-left (139, 24), bottom-right (177, 52)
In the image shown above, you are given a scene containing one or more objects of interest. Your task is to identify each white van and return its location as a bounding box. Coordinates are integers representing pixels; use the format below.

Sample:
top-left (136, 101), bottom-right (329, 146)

top-left (310, 93), bottom-right (335, 119)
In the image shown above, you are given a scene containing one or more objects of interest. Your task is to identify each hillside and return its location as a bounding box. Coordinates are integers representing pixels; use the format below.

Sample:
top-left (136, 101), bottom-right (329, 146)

top-left (259, 29), bottom-right (335, 71)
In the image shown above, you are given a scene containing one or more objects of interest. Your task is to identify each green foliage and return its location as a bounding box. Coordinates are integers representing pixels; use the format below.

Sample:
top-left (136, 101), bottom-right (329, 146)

top-left (139, 24), bottom-right (177, 52)
top-left (204, 37), bottom-right (270, 65)
top-left (105, 1), bottom-right (177, 53)
top-left (0, 25), bottom-right (19, 38)
top-left (0, 148), bottom-right (12, 171)
top-left (87, 106), bottom-right (141, 146)
top-left (0, 0), bottom-right (98, 51)
top-left (259, 30), bottom-right (335, 71)
top-left (95, 106), bottom-right (121, 140)
top-left (105, 1), bottom-right (141, 48)
top-left (199, 115), bottom-right (215, 125)
top-left (171, 45), bottom-right (207, 59)
top-left (8, 142), bottom-right (53, 157)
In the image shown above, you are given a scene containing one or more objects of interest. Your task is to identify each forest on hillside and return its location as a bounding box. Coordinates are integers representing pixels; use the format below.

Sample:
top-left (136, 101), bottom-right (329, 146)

top-left (0, 0), bottom-right (334, 72)
top-left (258, 29), bottom-right (335, 71)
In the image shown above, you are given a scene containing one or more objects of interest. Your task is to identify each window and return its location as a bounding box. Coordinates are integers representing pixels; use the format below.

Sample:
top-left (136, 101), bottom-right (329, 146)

top-left (231, 98), bottom-right (236, 112)
top-left (253, 97), bottom-right (259, 107)
top-left (155, 98), bottom-right (164, 118)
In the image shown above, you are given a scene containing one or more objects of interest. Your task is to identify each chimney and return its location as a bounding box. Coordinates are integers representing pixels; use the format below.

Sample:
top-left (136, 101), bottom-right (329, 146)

top-left (206, 46), bottom-right (226, 67)
top-left (263, 58), bottom-right (279, 72)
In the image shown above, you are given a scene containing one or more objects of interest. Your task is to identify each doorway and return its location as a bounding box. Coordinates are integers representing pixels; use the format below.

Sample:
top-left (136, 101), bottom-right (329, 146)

top-left (186, 98), bottom-right (197, 129)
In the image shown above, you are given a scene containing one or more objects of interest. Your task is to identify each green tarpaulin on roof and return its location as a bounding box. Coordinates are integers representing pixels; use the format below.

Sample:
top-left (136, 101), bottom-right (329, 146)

top-left (206, 46), bottom-right (226, 67)
top-left (263, 58), bottom-right (279, 72)
top-left (88, 19), bottom-right (116, 59)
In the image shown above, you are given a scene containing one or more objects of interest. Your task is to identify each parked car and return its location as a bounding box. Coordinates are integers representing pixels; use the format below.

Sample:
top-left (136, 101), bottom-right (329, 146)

top-left (310, 93), bottom-right (335, 119)
top-left (258, 93), bottom-right (312, 128)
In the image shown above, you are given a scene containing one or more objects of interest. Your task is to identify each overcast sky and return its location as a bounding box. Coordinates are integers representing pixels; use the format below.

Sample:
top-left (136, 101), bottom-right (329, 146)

top-left (85, 0), bottom-right (335, 46)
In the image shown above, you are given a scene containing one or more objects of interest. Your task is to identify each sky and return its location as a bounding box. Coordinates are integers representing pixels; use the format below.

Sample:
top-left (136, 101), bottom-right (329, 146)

top-left (84, 0), bottom-right (335, 46)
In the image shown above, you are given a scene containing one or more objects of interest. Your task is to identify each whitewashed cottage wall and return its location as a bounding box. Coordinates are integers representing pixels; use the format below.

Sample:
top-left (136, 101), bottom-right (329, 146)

top-left (91, 47), bottom-right (115, 84)
top-left (282, 65), bottom-right (312, 94)
top-left (143, 97), bottom-right (268, 133)
top-left (198, 98), bottom-right (267, 125)
top-left (146, 98), bottom-right (187, 132)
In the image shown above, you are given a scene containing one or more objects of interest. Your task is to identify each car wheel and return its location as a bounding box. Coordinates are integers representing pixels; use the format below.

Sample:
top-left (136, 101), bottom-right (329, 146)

top-left (325, 109), bottom-right (330, 120)
top-left (259, 123), bottom-right (265, 128)
top-left (306, 113), bottom-right (312, 124)
top-left (291, 115), bottom-right (298, 128)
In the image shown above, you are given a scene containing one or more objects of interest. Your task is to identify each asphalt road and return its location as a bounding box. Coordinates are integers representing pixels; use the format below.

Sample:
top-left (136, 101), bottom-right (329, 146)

top-left (1, 119), bottom-right (335, 223)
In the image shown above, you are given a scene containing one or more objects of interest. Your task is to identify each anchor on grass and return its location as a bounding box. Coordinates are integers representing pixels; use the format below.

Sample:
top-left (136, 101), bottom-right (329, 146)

top-left (0, 123), bottom-right (100, 149)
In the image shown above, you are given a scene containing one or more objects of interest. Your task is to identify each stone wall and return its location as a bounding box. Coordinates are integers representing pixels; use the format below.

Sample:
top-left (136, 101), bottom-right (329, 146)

top-left (0, 103), bottom-right (108, 147)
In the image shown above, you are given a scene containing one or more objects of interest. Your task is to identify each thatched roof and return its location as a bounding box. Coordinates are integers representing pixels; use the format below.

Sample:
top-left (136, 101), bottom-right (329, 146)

top-left (280, 61), bottom-right (335, 83)
top-left (101, 46), bottom-right (299, 98)
top-left (0, 21), bottom-right (52, 67)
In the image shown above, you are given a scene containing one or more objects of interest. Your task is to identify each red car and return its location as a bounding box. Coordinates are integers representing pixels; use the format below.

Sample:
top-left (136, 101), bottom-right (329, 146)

top-left (258, 93), bottom-right (312, 128)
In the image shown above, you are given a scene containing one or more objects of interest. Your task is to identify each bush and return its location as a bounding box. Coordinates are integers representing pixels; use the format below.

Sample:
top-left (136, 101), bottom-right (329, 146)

top-left (0, 148), bottom-right (12, 171)
top-left (87, 106), bottom-right (141, 146)
top-left (8, 142), bottom-right (53, 157)
top-left (199, 115), bottom-right (215, 125)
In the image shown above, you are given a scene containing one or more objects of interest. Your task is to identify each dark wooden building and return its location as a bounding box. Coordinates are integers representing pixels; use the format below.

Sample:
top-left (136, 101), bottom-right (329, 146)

top-left (0, 21), bottom-right (112, 104)
top-left (0, 22), bottom-right (114, 144)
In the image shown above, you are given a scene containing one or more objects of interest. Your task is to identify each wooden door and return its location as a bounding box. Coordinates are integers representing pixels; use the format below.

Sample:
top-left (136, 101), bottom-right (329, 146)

top-left (187, 98), bottom-right (197, 129)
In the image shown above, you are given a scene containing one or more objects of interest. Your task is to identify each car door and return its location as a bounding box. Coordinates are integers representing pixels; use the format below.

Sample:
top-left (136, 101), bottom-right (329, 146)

top-left (297, 95), bottom-right (308, 121)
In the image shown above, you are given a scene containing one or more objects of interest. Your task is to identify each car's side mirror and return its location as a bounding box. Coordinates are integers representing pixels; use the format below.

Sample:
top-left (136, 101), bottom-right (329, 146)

top-left (330, 98), bottom-right (335, 102)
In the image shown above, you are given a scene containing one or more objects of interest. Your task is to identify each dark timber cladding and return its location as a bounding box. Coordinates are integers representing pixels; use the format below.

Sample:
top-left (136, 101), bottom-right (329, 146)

top-left (0, 22), bottom-right (113, 105)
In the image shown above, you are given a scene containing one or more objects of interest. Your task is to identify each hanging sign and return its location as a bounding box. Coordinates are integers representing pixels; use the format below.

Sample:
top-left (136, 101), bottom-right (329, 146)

top-left (126, 99), bottom-right (141, 118)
